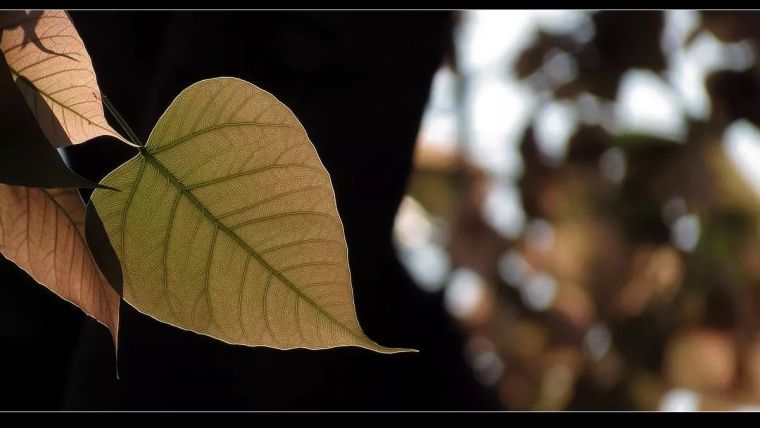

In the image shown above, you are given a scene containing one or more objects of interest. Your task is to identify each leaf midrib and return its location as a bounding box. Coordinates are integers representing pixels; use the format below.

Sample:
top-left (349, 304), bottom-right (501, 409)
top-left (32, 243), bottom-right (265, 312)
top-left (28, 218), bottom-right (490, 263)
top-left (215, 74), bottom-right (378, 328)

top-left (138, 147), bottom-right (374, 349)
top-left (39, 188), bottom-right (116, 324)
top-left (9, 68), bottom-right (116, 137)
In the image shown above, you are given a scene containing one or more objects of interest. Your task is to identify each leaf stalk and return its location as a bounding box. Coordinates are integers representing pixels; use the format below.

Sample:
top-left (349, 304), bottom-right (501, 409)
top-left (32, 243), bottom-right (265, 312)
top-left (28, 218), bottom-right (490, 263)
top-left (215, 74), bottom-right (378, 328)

top-left (102, 94), bottom-right (144, 147)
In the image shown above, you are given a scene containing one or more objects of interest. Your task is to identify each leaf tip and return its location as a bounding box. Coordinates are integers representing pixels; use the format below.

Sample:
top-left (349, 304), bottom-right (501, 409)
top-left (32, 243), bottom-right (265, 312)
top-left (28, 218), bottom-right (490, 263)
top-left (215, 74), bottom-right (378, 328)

top-left (385, 347), bottom-right (419, 354)
top-left (365, 342), bottom-right (419, 354)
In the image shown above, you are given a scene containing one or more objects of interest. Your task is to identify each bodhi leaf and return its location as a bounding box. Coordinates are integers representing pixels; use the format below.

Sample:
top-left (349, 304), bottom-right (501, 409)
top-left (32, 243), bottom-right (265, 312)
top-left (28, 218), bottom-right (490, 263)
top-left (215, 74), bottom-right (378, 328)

top-left (0, 49), bottom-right (98, 188)
top-left (91, 77), bottom-right (411, 353)
top-left (0, 10), bottom-right (131, 147)
top-left (0, 184), bottom-right (120, 343)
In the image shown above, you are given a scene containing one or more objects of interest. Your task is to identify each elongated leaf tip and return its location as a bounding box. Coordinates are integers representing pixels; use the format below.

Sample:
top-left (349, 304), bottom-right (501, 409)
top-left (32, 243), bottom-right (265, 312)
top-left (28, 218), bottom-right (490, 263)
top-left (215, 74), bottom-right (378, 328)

top-left (362, 339), bottom-right (418, 354)
top-left (383, 347), bottom-right (419, 354)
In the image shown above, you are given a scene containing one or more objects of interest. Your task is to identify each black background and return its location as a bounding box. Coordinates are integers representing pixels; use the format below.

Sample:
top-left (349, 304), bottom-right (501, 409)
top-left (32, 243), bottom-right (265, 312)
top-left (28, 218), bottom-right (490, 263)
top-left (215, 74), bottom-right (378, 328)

top-left (0, 11), bottom-right (501, 410)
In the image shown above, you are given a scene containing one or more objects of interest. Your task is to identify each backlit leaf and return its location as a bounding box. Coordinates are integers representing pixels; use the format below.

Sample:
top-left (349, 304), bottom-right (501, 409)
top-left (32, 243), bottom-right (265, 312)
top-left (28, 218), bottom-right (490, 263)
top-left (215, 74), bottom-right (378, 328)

top-left (0, 10), bottom-right (130, 147)
top-left (0, 184), bottom-right (120, 343)
top-left (90, 77), bottom-right (411, 353)
top-left (0, 49), bottom-right (98, 188)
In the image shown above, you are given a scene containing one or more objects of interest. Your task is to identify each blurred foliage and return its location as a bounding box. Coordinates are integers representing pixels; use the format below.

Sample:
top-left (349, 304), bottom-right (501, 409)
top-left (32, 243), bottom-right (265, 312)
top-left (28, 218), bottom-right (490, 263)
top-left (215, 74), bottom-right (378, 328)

top-left (404, 11), bottom-right (760, 410)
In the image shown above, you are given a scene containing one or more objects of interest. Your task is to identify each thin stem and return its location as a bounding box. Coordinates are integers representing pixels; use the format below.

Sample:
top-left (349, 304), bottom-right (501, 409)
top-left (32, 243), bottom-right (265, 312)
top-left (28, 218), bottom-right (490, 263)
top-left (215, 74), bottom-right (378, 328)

top-left (102, 94), bottom-right (144, 147)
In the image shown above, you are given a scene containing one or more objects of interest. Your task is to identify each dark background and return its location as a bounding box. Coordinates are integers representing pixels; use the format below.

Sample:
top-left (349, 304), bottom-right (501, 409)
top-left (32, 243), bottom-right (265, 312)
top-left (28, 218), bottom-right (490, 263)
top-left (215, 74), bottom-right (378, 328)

top-left (0, 11), bottom-right (500, 410)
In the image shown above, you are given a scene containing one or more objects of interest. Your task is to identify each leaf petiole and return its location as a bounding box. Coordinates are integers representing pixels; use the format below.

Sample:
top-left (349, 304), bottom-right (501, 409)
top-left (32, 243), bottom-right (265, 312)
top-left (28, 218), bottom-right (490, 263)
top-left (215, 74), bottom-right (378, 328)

top-left (102, 94), bottom-right (144, 147)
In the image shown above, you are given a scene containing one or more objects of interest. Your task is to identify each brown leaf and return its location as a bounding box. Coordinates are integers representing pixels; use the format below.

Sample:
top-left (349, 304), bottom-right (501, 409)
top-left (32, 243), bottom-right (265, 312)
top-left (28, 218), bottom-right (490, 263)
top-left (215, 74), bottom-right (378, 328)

top-left (0, 49), bottom-right (99, 188)
top-left (0, 184), bottom-right (119, 343)
top-left (0, 10), bottom-right (130, 147)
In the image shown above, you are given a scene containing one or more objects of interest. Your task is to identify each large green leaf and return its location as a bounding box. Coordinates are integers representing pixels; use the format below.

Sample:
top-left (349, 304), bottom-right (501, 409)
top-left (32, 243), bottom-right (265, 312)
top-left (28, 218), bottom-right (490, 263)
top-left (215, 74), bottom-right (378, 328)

top-left (91, 78), bottom-right (411, 353)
